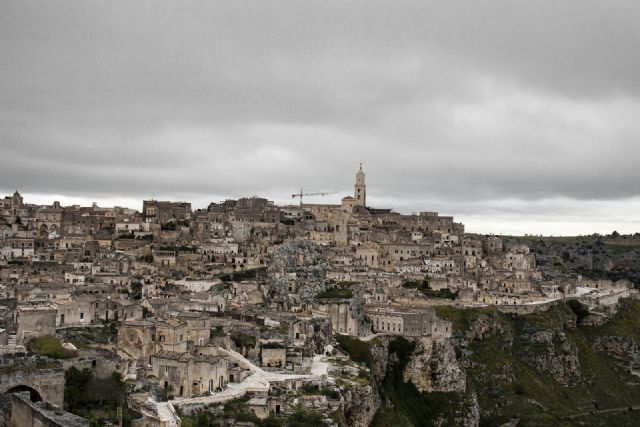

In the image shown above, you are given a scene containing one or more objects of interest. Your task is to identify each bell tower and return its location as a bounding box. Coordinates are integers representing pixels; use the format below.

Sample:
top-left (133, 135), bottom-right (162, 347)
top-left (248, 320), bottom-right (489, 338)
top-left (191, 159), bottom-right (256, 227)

top-left (354, 163), bottom-right (366, 207)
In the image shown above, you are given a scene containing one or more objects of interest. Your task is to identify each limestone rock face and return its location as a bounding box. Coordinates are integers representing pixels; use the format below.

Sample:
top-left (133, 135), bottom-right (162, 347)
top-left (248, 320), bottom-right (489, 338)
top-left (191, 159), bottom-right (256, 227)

top-left (593, 336), bottom-right (640, 376)
top-left (369, 339), bottom-right (390, 381)
top-left (520, 330), bottom-right (581, 386)
top-left (468, 314), bottom-right (510, 343)
top-left (403, 337), bottom-right (466, 393)
top-left (458, 392), bottom-right (480, 427)
top-left (580, 313), bottom-right (608, 327)
top-left (307, 317), bottom-right (334, 354)
top-left (343, 384), bottom-right (380, 427)
top-left (266, 240), bottom-right (329, 307)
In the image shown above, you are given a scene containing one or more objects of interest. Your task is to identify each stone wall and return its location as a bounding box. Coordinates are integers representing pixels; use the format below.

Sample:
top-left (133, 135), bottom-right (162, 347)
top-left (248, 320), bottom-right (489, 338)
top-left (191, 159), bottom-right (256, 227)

top-left (261, 346), bottom-right (286, 368)
top-left (0, 367), bottom-right (64, 407)
top-left (0, 395), bottom-right (11, 427)
top-left (16, 306), bottom-right (57, 345)
top-left (494, 300), bottom-right (558, 315)
top-left (10, 392), bottom-right (89, 427)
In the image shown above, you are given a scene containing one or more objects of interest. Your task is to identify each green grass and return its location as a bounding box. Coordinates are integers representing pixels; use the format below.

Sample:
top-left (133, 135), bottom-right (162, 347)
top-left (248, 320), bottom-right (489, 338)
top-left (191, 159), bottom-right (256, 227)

top-left (435, 305), bottom-right (497, 333)
top-left (458, 302), bottom-right (640, 425)
top-left (604, 242), bottom-right (640, 252)
top-left (416, 302), bottom-right (640, 425)
top-left (586, 299), bottom-right (640, 341)
top-left (335, 334), bottom-right (373, 366)
top-left (65, 323), bottom-right (118, 349)
top-left (27, 335), bottom-right (76, 359)
top-left (316, 287), bottom-right (353, 299)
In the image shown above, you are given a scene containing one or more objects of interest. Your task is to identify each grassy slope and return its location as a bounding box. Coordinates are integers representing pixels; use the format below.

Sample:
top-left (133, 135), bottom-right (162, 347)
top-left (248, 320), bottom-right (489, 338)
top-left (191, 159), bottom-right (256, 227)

top-left (373, 300), bottom-right (640, 426)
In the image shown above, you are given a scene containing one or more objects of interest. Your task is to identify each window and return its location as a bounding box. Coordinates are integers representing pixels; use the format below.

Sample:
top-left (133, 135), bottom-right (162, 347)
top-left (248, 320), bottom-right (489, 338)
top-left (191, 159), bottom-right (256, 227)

top-left (80, 312), bottom-right (84, 320)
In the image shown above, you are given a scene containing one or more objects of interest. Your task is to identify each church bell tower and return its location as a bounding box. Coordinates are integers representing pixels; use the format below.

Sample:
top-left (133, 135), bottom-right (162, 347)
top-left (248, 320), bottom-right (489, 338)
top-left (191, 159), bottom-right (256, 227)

top-left (354, 163), bottom-right (366, 207)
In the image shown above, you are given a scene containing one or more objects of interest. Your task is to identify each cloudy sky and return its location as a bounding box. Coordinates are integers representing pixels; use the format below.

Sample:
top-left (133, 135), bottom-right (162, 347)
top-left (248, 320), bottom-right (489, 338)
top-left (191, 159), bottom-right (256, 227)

top-left (1, 1), bottom-right (639, 235)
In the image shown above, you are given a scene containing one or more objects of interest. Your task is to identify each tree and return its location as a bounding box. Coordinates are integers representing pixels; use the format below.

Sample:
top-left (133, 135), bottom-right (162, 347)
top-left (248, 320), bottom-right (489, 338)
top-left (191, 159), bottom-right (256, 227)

top-left (89, 372), bottom-right (124, 408)
top-left (65, 367), bottom-right (92, 412)
top-left (566, 299), bottom-right (590, 321)
top-left (131, 280), bottom-right (143, 300)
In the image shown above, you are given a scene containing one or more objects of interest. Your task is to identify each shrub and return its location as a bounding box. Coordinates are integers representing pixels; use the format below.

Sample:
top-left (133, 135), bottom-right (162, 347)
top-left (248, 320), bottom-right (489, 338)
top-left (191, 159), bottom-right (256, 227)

top-left (316, 287), bottom-right (353, 299)
top-left (27, 336), bottom-right (75, 359)
top-left (566, 299), bottom-right (590, 321)
top-left (335, 334), bottom-right (373, 367)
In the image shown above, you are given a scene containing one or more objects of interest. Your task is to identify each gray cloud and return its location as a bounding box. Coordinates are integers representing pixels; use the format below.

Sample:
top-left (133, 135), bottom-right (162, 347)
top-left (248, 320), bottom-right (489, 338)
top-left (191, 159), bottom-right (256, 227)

top-left (1, 0), bottom-right (640, 234)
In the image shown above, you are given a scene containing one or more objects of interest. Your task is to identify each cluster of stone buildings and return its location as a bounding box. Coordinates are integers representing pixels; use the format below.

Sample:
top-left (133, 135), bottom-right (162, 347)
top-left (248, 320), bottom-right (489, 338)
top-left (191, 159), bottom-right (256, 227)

top-left (0, 165), bottom-right (634, 425)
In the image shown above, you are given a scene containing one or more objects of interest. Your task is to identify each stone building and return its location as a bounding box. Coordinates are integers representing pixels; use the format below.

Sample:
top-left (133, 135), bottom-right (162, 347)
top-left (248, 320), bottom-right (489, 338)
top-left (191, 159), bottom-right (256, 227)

top-left (365, 305), bottom-right (451, 339)
top-left (178, 313), bottom-right (211, 347)
top-left (231, 197), bottom-right (281, 224)
top-left (316, 301), bottom-right (361, 336)
top-left (260, 340), bottom-right (287, 368)
top-left (143, 200), bottom-right (192, 225)
top-left (16, 305), bottom-right (57, 345)
top-left (0, 191), bottom-right (28, 223)
top-left (354, 164), bottom-right (366, 207)
top-left (35, 202), bottom-right (63, 237)
top-left (150, 351), bottom-right (228, 397)
top-left (153, 250), bottom-right (177, 267)
top-left (484, 236), bottom-right (503, 255)
top-left (118, 320), bottom-right (156, 363)
top-left (155, 317), bottom-right (188, 354)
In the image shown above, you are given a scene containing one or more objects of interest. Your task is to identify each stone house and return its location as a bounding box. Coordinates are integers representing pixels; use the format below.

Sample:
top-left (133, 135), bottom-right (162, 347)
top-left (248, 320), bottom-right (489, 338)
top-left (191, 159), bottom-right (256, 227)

top-left (118, 320), bottom-right (156, 363)
top-left (155, 317), bottom-right (188, 354)
top-left (16, 304), bottom-right (57, 345)
top-left (178, 313), bottom-right (211, 347)
top-left (365, 305), bottom-right (452, 339)
top-left (150, 351), bottom-right (228, 397)
top-left (260, 340), bottom-right (287, 368)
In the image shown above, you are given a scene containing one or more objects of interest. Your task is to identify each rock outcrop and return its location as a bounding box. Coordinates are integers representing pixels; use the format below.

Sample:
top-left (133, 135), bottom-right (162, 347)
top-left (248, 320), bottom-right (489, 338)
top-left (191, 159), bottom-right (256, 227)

top-left (520, 329), bottom-right (581, 386)
top-left (593, 335), bottom-right (640, 376)
top-left (403, 337), bottom-right (466, 393)
top-left (458, 392), bottom-right (480, 427)
top-left (266, 240), bottom-right (330, 307)
top-left (343, 384), bottom-right (380, 427)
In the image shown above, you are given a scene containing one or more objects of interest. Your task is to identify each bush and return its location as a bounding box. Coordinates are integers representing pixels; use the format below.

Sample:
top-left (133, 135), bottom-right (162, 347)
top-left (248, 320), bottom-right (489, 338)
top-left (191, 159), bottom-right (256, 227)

top-left (27, 336), bottom-right (75, 359)
top-left (316, 287), bottom-right (353, 299)
top-left (335, 334), bottom-right (373, 367)
top-left (404, 280), bottom-right (457, 300)
top-left (566, 299), bottom-right (590, 321)
top-left (231, 331), bottom-right (256, 349)
top-left (288, 409), bottom-right (326, 427)
top-left (65, 368), bottom-right (125, 416)
top-left (219, 267), bottom-right (264, 282)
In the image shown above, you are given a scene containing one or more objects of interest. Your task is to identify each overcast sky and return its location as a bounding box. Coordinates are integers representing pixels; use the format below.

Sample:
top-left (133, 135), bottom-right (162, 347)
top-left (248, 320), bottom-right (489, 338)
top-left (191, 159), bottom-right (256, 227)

top-left (1, 1), bottom-right (639, 235)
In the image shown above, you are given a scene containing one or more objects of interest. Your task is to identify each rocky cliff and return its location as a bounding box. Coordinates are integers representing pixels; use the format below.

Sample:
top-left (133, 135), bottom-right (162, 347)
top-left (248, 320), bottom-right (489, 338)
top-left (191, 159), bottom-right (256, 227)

top-left (402, 337), bottom-right (466, 393)
top-left (341, 298), bottom-right (640, 426)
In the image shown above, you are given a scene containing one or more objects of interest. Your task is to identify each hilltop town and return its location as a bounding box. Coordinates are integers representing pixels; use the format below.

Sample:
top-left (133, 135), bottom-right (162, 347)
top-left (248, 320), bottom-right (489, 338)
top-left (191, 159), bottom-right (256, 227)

top-left (0, 166), bottom-right (638, 427)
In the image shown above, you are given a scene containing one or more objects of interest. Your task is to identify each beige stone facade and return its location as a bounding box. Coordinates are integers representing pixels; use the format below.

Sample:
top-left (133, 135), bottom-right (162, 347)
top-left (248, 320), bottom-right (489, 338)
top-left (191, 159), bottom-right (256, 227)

top-left (16, 305), bottom-right (57, 345)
